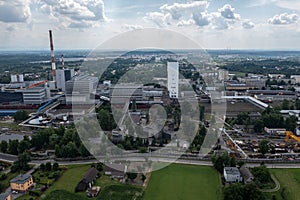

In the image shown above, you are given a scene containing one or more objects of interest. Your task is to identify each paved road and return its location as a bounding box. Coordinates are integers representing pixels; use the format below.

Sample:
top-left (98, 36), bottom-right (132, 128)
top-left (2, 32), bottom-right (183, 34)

top-left (0, 153), bottom-right (18, 162)
top-left (1, 152), bottom-right (300, 169)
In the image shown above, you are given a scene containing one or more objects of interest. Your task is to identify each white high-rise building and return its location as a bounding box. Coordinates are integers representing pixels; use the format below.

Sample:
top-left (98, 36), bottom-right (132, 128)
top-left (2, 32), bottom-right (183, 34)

top-left (167, 61), bottom-right (179, 98)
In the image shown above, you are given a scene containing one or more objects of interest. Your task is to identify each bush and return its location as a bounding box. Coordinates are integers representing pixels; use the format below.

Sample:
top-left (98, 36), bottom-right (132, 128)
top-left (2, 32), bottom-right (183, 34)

top-left (0, 173), bottom-right (7, 180)
top-left (29, 190), bottom-right (41, 197)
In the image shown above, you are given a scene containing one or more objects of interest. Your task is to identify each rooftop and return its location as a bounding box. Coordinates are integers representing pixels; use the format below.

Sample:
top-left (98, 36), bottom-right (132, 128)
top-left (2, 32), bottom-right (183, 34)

top-left (10, 174), bottom-right (32, 184)
top-left (0, 193), bottom-right (10, 200)
top-left (82, 167), bottom-right (99, 183)
top-left (224, 167), bottom-right (241, 175)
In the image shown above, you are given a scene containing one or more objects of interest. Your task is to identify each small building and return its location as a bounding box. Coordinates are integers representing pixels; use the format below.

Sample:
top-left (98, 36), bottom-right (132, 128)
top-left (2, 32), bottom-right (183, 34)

top-left (10, 174), bottom-right (34, 192)
top-left (264, 127), bottom-right (286, 135)
top-left (86, 186), bottom-right (101, 197)
top-left (0, 192), bottom-right (11, 200)
top-left (76, 167), bottom-right (99, 192)
top-left (224, 167), bottom-right (242, 183)
top-left (239, 166), bottom-right (254, 184)
top-left (104, 163), bottom-right (127, 179)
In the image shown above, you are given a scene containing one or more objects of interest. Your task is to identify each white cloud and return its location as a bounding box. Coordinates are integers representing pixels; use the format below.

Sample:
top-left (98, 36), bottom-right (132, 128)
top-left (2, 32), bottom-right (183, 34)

top-left (242, 20), bottom-right (255, 29)
top-left (144, 12), bottom-right (171, 27)
top-left (160, 1), bottom-right (208, 20)
top-left (218, 4), bottom-right (240, 19)
top-left (192, 12), bottom-right (209, 26)
top-left (275, 0), bottom-right (300, 11)
top-left (268, 13), bottom-right (299, 25)
top-left (39, 0), bottom-right (107, 29)
top-left (145, 2), bottom-right (242, 30)
top-left (0, 1), bottom-right (32, 23)
top-left (177, 19), bottom-right (194, 27)
top-left (209, 12), bottom-right (229, 30)
top-left (122, 24), bottom-right (143, 31)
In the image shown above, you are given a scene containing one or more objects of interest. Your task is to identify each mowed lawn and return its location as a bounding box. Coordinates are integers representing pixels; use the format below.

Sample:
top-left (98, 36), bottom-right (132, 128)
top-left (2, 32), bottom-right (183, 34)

top-left (144, 164), bottom-right (222, 200)
top-left (270, 168), bottom-right (300, 200)
top-left (44, 164), bottom-right (91, 196)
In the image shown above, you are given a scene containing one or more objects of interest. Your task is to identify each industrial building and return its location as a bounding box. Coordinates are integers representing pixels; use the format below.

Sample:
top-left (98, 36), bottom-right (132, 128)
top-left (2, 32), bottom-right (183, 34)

top-left (21, 87), bottom-right (48, 105)
top-left (56, 69), bottom-right (75, 91)
top-left (65, 74), bottom-right (98, 104)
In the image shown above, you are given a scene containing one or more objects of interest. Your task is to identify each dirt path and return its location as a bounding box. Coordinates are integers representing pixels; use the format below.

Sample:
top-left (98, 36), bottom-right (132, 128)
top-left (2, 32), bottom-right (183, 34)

top-left (260, 174), bottom-right (280, 193)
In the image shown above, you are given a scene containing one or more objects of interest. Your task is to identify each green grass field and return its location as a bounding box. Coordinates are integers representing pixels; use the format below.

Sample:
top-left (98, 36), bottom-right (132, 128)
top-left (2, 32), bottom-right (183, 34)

top-left (270, 168), bottom-right (300, 200)
top-left (144, 164), bottom-right (222, 200)
top-left (44, 164), bottom-right (90, 198)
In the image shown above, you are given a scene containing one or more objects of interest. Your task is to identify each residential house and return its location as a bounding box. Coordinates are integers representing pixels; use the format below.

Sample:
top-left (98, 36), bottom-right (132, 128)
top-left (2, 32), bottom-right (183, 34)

top-left (10, 174), bottom-right (33, 192)
top-left (239, 166), bottom-right (254, 184)
top-left (224, 167), bottom-right (242, 183)
top-left (104, 163), bottom-right (127, 179)
top-left (76, 167), bottom-right (99, 192)
top-left (0, 193), bottom-right (11, 200)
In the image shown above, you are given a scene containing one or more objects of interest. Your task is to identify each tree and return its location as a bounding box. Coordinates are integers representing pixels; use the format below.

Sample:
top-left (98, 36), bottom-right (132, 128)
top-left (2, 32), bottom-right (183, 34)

top-left (45, 162), bottom-right (52, 171)
top-left (261, 113), bottom-right (284, 128)
top-left (236, 112), bottom-right (250, 125)
top-left (212, 153), bottom-right (232, 173)
top-left (295, 99), bottom-right (300, 110)
top-left (96, 163), bottom-right (103, 172)
top-left (40, 163), bottom-right (46, 171)
top-left (98, 109), bottom-right (116, 131)
top-left (53, 162), bottom-right (59, 171)
top-left (12, 152), bottom-right (31, 172)
top-left (8, 140), bottom-right (19, 155)
top-left (223, 183), bottom-right (244, 200)
top-left (127, 172), bottom-right (137, 181)
top-left (285, 116), bottom-right (297, 131)
top-left (199, 106), bottom-right (205, 121)
top-left (13, 110), bottom-right (28, 122)
top-left (0, 141), bottom-right (8, 153)
top-left (141, 174), bottom-right (146, 182)
top-left (254, 119), bottom-right (264, 133)
top-left (18, 140), bottom-right (31, 154)
top-left (79, 144), bottom-right (91, 157)
top-left (243, 183), bottom-right (265, 200)
top-left (230, 156), bottom-right (237, 167)
top-left (252, 165), bottom-right (273, 188)
top-left (259, 140), bottom-right (269, 156)
top-left (281, 99), bottom-right (290, 110)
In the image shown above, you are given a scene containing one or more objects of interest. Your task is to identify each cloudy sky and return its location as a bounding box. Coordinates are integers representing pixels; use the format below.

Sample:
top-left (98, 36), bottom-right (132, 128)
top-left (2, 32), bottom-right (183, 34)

top-left (1, 0), bottom-right (300, 50)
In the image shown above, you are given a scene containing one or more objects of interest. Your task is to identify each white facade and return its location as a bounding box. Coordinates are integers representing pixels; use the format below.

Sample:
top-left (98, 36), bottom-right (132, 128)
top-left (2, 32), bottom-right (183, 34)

top-left (167, 61), bottom-right (179, 98)
top-left (224, 167), bottom-right (242, 183)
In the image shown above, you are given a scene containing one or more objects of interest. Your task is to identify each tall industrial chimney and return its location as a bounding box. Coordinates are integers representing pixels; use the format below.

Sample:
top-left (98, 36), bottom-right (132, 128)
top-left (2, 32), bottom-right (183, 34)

top-left (49, 30), bottom-right (56, 85)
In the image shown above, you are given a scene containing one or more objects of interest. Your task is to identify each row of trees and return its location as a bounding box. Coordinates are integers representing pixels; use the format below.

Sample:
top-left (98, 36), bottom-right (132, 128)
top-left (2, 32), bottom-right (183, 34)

top-left (229, 106), bottom-right (297, 133)
top-left (0, 126), bottom-right (92, 159)
top-left (0, 137), bottom-right (31, 155)
top-left (211, 153), bottom-right (238, 173)
top-left (40, 162), bottom-right (59, 172)
top-left (224, 183), bottom-right (265, 200)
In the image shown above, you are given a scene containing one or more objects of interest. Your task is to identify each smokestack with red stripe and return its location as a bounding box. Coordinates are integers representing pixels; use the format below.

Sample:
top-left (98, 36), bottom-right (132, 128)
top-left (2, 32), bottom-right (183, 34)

top-left (49, 30), bottom-right (56, 84)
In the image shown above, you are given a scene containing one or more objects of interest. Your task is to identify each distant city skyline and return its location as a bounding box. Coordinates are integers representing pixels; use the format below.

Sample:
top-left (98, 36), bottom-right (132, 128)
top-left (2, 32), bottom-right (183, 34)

top-left (0, 0), bottom-right (300, 50)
